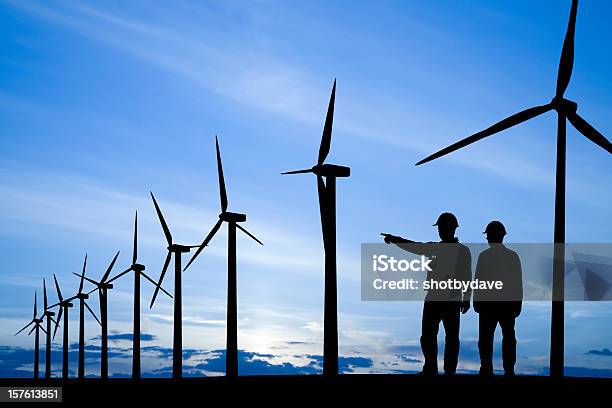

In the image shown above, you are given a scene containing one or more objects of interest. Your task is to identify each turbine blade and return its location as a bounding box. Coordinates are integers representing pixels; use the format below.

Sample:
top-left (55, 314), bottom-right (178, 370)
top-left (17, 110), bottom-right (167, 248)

top-left (318, 79), bottom-right (336, 165)
top-left (87, 288), bottom-right (98, 296)
top-left (33, 291), bottom-right (37, 319)
top-left (53, 274), bottom-right (63, 302)
top-left (43, 279), bottom-right (48, 311)
top-left (281, 168), bottom-right (313, 175)
top-left (150, 192), bottom-right (173, 245)
top-left (150, 251), bottom-right (172, 308)
top-left (556, 0), bottom-right (578, 97)
top-left (216, 136), bottom-right (228, 213)
top-left (416, 103), bottom-right (553, 165)
top-left (79, 254), bottom-right (87, 294)
top-left (236, 224), bottom-right (264, 245)
top-left (53, 308), bottom-right (62, 340)
top-left (15, 321), bottom-right (34, 336)
top-left (317, 175), bottom-right (329, 250)
top-left (106, 267), bottom-right (132, 284)
top-left (133, 211), bottom-right (138, 265)
top-left (39, 325), bottom-right (47, 335)
top-left (141, 272), bottom-right (173, 299)
top-left (72, 272), bottom-right (99, 286)
top-left (101, 251), bottom-right (120, 283)
top-left (28, 325), bottom-right (37, 336)
top-left (84, 302), bottom-right (101, 326)
top-left (567, 112), bottom-right (612, 154)
top-left (184, 219), bottom-right (222, 271)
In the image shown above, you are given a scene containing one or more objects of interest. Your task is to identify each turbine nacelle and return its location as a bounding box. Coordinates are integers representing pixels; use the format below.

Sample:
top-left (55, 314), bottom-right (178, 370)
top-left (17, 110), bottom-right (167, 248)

top-left (314, 164), bottom-right (350, 178)
top-left (132, 263), bottom-right (145, 272)
top-left (168, 244), bottom-right (192, 253)
top-left (76, 293), bottom-right (89, 301)
top-left (552, 97), bottom-right (578, 114)
top-left (219, 211), bottom-right (246, 223)
top-left (283, 163), bottom-right (351, 178)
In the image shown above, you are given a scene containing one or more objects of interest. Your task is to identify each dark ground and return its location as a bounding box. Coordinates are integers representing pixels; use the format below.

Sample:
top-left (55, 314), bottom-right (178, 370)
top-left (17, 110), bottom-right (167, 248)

top-left (0, 374), bottom-right (610, 405)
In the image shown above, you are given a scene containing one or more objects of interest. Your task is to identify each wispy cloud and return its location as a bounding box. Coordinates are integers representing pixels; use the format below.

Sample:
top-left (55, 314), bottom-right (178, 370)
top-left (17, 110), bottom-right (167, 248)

top-left (2, 0), bottom-right (584, 190)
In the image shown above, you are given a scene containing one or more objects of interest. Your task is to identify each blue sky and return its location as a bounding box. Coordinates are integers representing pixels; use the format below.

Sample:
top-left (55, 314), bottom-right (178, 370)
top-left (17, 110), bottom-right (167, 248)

top-left (0, 0), bottom-right (611, 377)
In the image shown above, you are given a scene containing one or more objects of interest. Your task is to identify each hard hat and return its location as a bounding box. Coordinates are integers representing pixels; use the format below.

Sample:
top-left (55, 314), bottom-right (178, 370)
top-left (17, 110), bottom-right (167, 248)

top-left (483, 220), bottom-right (507, 235)
top-left (433, 212), bottom-right (459, 228)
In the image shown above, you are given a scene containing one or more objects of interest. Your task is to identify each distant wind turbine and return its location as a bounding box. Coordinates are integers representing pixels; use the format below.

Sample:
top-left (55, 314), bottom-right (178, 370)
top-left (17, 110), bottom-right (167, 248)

top-left (15, 291), bottom-right (45, 379)
top-left (80, 251), bottom-right (120, 379)
top-left (415, 0), bottom-right (611, 377)
top-left (149, 193), bottom-right (202, 379)
top-left (107, 212), bottom-right (172, 379)
top-left (183, 136), bottom-right (263, 378)
top-left (50, 274), bottom-right (74, 378)
top-left (42, 279), bottom-right (58, 379)
top-left (282, 79), bottom-right (350, 376)
top-left (72, 255), bottom-right (102, 379)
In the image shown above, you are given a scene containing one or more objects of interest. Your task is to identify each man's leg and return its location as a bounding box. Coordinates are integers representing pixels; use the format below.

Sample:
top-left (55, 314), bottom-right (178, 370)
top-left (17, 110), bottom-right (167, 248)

top-left (500, 314), bottom-right (517, 375)
top-left (441, 302), bottom-right (460, 375)
top-left (478, 311), bottom-right (497, 375)
top-left (420, 301), bottom-right (441, 374)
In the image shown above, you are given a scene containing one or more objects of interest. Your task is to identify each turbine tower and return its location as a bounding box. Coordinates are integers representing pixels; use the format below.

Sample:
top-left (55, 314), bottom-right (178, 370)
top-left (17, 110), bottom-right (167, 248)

top-left (281, 79), bottom-right (350, 376)
top-left (415, 0), bottom-right (611, 377)
top-left (108, 211), bottom-right (172, 379)
top-left (73, 255), bottom-right (102, 379)
top-left (15, 291), bottom-right (45, 379)
top-left (42, 279), bottom-right (57, 379)
top-left (79, 251), bottom-right (120, 379)
top-left (149, 192), bottom-right (202, 379)
top-left (51, 274), bottom-right (74, 379)
top-left (183, 136), bottom-right (263, 378)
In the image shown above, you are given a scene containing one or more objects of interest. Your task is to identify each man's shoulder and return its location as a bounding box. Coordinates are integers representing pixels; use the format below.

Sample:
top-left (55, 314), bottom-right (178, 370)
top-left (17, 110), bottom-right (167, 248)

top-left (457, 242), bottom-right (471, 254)
top-left (477, 247), bottom-right (494, 259)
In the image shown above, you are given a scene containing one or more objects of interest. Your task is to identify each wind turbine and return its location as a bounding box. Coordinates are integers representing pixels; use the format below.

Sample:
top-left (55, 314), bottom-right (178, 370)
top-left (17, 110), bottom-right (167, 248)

top-left (107, 212), bottom-right (172, 379)
top-left (15, 291), bottom-right (46, 379)
top-left (41, 279), bottom-right (57, 379)
top-left (149, 192), bottom-right (202, 379)
top-left (183, 136), bottom-right (263, 378)
top-left (415, 0), bottom-right (611, 377)
top-left (78, 251), bottom-right (120, 380)
top-left (72, 255), bottom-right (102, 379)
top-left (51, 274), bottom-right (74, 378)
top-left (281, 79), bottom-right (350, 376)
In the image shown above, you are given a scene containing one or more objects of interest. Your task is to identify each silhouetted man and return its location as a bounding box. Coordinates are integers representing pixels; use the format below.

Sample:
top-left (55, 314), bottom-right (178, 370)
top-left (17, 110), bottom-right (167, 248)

top-left (383, 212), bottom-right (472, 375)
top-left (474, 221), bottom-right (523, 376)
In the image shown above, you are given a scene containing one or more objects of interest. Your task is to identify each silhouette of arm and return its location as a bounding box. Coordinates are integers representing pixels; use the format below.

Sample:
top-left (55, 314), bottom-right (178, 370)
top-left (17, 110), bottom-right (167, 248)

top-left (382, 234), bottom-right (436, 256)
top-left (512, 252), bottom-right (523, 317)
top-left (458, 245), bottom-right (473, 306)
top-left (473, 252), bottom-right (484, 314)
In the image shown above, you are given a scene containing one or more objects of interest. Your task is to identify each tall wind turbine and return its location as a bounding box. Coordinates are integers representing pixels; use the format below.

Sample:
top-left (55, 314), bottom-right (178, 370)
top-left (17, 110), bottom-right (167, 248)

top-left (415, 0), bottom-right (611, 377)
top-left (149, 192), bottom-right (202, 379)
top-left (51, 274), bottom-right (74, 378)
top-left (79, 251), bottom-right (120, 379)
top-left (107, 211), bottom-right (172, 379)
top-left (42, 279), bottom-right (57, 379)
top-left (15, 291), bottom-right (46, 379)
top-left (281, 79), bottom-right (350, 376)
top-left (73, 255), bottom-right (102, 379)
top-left (183, 136), bottom-right (263, 378)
